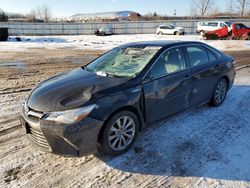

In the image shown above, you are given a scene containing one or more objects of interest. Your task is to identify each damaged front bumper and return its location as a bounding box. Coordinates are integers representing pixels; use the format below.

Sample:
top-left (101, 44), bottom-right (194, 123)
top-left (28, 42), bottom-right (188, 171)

top-left (20, 106), bottom-right (104, 157)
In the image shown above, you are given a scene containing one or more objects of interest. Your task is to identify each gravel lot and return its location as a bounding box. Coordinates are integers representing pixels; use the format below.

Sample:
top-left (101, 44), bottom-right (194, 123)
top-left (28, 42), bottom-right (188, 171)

top-left (0, 48), bottom-right (250, 188)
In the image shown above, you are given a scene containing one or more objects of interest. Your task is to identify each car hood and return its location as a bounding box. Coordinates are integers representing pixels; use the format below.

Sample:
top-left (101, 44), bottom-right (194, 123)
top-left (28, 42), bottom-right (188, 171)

top-left (27, 68), bottom-right (127, 112)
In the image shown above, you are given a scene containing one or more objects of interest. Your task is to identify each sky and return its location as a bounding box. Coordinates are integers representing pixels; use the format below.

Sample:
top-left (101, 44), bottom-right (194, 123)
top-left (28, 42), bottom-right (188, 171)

top-left (1, 0), bottom-right (228, 17)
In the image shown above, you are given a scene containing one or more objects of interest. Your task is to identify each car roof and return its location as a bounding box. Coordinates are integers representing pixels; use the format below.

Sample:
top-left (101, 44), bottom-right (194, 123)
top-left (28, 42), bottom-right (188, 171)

top-left (199, 20), bottom-right (230, 23)
top-left (120, 40), bottom-right (206, 48)
top-left (159, 24), bottom-right (172, 26)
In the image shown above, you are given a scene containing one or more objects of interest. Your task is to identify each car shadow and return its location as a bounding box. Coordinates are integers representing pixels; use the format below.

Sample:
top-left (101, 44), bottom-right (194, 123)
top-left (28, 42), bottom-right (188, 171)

top-left (95, 84), bottom-right (250, 182)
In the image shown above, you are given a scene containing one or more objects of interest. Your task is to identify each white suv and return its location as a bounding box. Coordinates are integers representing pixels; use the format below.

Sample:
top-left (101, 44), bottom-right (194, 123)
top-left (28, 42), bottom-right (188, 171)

top-left (156, 25), bottom-right (185, 35)
top-left (196, 21), bottom-right (232, 35)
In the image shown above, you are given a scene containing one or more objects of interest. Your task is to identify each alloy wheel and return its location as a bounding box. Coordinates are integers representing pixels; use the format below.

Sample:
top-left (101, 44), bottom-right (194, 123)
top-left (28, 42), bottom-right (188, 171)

top-left (108, 116), bottom-right (136, 151)
top-left (214, 80), bottom-right (227, 104)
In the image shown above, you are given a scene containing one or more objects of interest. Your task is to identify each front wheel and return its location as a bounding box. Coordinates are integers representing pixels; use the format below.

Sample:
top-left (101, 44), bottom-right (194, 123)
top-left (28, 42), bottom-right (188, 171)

top-left (200, 30), bottom-right (205, 36)
top-left (174, 31), bottom-right (180, 35)
top-left (100, 111), bottom-right (139, 156)
top-left (210, 78), bottom-right (228, 106)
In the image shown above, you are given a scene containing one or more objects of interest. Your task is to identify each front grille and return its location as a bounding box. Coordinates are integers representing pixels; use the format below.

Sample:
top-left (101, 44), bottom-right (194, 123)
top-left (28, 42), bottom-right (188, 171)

top-left (22, 104), bottom-right (51, 151)
top-left (27, 124), bottom-right (51, 150)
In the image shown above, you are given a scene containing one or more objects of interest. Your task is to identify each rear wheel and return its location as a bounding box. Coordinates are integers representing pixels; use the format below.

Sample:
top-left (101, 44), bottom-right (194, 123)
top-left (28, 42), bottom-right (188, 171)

top-left (100, 111), bottom-right (139, 156)
top-left (210, 78), bottom-right (228, 106)
top-left (202, 34), bottom-right (208, 40)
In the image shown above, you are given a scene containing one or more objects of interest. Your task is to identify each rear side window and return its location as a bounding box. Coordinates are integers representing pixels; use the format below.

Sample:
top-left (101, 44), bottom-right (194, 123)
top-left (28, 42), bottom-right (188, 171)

top-left (207, 49), bottom-right (218, 62)
top-left (186, 46), bottom-right (209, 67)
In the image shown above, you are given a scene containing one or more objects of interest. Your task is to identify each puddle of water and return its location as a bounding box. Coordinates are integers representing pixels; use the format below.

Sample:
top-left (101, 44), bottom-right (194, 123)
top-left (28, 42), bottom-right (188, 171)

top-left (0, 61), bottom-right (26, 69)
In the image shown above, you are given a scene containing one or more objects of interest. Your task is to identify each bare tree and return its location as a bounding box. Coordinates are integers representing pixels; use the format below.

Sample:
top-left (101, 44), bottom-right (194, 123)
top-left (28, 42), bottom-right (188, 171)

top-left (189, 4), bottom-right (198, 17)
top-left (37, 4), bottom-right (51, 22)
top-left (43, 5), bottom-right (51, 22)
top-left (209, 4), bottom-right (220, 17)
top-left (191, 0), bottom-right (211, 18)
top-left (26, 9), bottom-right (37, 22)
top-left (227, 0), bottom-right (235, 14)
top-left (235, 0), bottom-right (250, 17)
top-left (0, 9), bottom-right (8, 21)
top-left (26, 4), bottom-right (52, 22)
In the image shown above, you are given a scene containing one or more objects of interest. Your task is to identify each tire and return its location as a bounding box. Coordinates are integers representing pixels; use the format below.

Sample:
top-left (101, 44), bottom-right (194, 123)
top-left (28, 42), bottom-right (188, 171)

top-left (210, 78), bottom-right (228, 107)
top-left (100, 110), bottom-right (139, 156)
top-left (174, 31), bottom-right (180, 36)
top-left (158, 31), bottom-right (163, 35)
top-left (200, 30), bottom-right (205, 36)
top-left (202, 34), bottom-right (208, 40)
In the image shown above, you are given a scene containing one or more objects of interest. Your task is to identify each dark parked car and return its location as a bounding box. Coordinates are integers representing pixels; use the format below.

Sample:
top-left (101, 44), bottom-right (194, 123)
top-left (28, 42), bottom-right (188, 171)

top-left (20, 41), bottom-right (236, 156)
top-left (95, 27), bottom-right (113, 36)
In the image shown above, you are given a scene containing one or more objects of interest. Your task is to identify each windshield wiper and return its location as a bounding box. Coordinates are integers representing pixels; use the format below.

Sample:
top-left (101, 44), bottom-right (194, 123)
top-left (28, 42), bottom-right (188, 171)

top-left (105, 72), bottom-right (130, 78)
top-left (95, 71), bottom-right (129, 78)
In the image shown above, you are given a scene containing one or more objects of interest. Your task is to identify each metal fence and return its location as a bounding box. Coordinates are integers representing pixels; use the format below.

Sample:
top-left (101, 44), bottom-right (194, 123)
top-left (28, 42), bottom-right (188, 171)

top-left (0, 19), bottom-right (250, 36)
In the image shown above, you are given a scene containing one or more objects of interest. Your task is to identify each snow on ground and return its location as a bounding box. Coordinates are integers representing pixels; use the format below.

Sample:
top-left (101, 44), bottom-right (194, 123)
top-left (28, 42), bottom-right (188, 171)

top-left (0, 36), bottom-right (250, 187)
top-left (1, 67), bottom-right (250, 188)
top-left (1, 34), bottom-right (250, 52)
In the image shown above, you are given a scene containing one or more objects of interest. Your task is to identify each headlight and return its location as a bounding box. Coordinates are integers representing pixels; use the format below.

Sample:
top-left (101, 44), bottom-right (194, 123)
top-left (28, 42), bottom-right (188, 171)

top-left (43, 104), bottom-right (96, 124)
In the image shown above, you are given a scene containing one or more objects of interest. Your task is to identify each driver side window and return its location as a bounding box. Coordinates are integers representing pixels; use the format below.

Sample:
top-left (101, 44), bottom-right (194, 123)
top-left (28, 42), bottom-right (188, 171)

top-left (150, 48), bottom-right (186, 78)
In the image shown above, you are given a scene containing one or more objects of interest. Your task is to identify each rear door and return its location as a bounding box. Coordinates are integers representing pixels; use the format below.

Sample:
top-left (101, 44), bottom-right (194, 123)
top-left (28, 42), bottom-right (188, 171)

top-left (143, 47), bottom-right (192, 123)
top-left (184, 45), bottom-right (221, 106)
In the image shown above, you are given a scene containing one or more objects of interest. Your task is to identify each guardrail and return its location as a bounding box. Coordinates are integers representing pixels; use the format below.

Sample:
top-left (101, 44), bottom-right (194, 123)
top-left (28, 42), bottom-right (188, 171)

top-left (0, 19), bottom-right (250, 36)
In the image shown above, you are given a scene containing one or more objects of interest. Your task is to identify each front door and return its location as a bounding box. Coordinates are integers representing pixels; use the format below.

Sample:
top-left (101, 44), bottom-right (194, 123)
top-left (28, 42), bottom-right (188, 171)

top-left (143, 47), bottom-right (192, 123)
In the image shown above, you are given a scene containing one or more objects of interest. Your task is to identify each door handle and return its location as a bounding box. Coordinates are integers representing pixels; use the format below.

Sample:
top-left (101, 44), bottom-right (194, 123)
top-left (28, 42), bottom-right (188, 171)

top-left (185, 74), bottom-right (190, 78)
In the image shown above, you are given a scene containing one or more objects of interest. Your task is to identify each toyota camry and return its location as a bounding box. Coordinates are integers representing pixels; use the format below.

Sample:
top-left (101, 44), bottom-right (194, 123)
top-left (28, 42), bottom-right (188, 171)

top-left (20, 41), bottom-right (236, 156)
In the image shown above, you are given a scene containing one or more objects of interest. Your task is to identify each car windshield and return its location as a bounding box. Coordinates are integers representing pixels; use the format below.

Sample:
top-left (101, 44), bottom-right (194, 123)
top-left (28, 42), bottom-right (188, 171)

top-left (86, 46), bottom-right (161, 78)
top-left (169, 25), bottom-right (175, 29)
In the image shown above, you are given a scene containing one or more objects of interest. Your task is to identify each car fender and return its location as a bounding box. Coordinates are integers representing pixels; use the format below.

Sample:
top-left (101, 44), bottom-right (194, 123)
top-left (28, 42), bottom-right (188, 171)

top-left (90, 86), bottom-right (145, 126)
